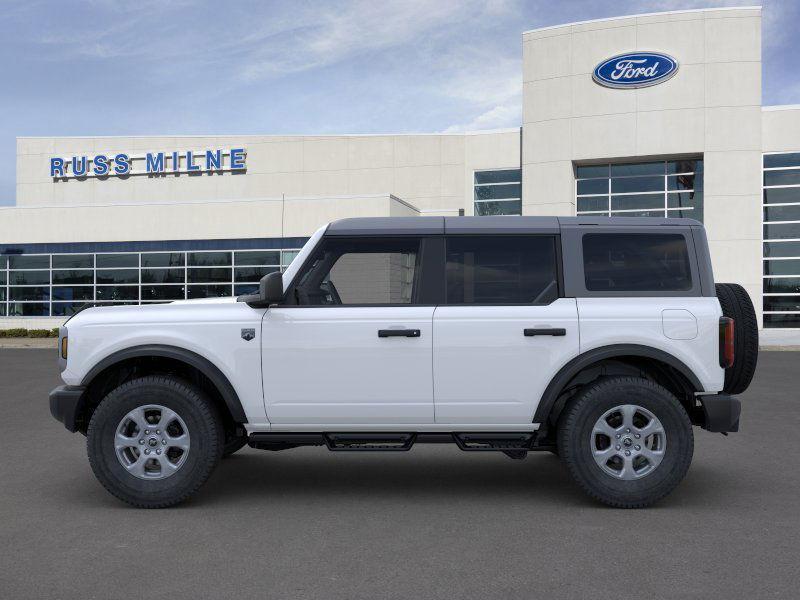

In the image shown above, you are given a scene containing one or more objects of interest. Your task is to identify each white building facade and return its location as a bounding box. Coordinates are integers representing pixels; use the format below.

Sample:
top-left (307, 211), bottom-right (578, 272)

top-left (3, 6), bottom-right (800, 339)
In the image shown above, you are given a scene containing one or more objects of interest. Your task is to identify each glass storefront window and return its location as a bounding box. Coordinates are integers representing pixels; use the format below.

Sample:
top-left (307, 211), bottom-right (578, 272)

top-left (576, 159), bottom-right (704, 221)
top-left (474, 169), bottom-right (521, 216)
top-left (0, 245), bottom-right (302, 317)
top-left (764, 152), bottom-right (800, 328)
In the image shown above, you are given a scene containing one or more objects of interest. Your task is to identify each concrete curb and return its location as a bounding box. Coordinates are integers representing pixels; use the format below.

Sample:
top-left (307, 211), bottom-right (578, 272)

top-left (0, 339), bottom-right (58, 349)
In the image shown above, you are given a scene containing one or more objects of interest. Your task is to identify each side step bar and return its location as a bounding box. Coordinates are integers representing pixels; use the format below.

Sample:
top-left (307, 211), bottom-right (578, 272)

top-left (249, 432), bottom-right (547, 454)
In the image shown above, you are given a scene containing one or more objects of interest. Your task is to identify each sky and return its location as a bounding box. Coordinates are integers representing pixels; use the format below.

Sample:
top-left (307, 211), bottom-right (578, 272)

top-left (1, 0), bottom-right (798, 206)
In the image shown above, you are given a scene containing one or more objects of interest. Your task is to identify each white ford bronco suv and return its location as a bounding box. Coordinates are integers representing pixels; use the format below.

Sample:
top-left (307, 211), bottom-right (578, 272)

top-left (49, 216), bottom-right (758, 508)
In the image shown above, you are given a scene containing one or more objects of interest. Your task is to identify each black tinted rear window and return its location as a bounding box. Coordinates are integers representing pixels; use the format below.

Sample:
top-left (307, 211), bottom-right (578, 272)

top-left (582, 233), bottom-right (692, 292)
top-left (445, 236), bottom-right (559, 304)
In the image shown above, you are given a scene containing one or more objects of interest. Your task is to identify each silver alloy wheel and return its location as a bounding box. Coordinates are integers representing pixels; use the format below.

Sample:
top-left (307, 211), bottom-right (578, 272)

top-left (590, 404), bottom-right (666, 480)
top-left (114, 404), bottom-right (191, 480)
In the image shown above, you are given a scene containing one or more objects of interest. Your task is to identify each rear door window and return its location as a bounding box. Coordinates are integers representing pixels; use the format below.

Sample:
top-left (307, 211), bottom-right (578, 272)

top-left (582, 233), bottom-right (692, 292)
top-left (445, 236), bottom-right (559, 304)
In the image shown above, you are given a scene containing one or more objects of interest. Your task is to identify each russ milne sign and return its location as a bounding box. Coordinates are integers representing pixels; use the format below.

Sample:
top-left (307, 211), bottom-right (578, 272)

top-left (592, 52), bottom-right (678, 89)
top-left (50, 148), bottom-right (246, 179)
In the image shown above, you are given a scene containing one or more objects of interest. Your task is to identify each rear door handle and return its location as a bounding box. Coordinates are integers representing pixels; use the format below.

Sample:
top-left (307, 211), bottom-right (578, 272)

top-left (524, 328), bottom-right (566, 337)
top-left (378, 329), bottom-right (421, 338)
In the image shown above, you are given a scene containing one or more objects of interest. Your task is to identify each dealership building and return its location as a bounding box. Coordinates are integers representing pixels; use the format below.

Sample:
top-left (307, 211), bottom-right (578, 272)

top-left (2, 6), bottom-right (800, 340)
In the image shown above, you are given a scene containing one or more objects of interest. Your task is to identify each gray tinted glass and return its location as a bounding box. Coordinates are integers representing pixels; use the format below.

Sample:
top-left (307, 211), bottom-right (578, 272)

top-left (474, 200), bottom-right (522, 216)
top-left (296, 238), bottom-right (420, 305)
top-left (141, 286), bottom-right (185, 301)
top-left (763, 278), bottom-right (800, 293)
top-left (576, 165), bottom-right (608, 179)
top-left (96, 254), bottom-right (138, 268)
top-left (764, 170), bottom-right (800, 186)
top-left (764, 153), bottom-right (800, 168)
top-left (9, 255), bottom-right (48, 269)
top-left (188, 252), bottom-right (232, 266)
top-left (445, 236), bottom-right (558, 304)
top-left (187, 268), bottom-right (231, 283)
top-left (474, 169), bottom-right (521, 184)
top-left (141, 253), bottom-right (185, 267)
top-left (10, 286), bottom-right (50, 301)
top-left (764, 223), bottom-right (800, 240)
top-left (764, 241), bottom-right (800, 258)
top-left (764, 260), bottom-right (800, 275)
top-left (10, 271), bottom-right (49, 285)
top-left (141, 268), bottom-right (184, 284)
top-left (96, 269), bottom-right (138, 284)
top-left (234, 251), bottom-right (280, 266)
top-left (763, 314), bottom-right (800, 327)
top-left (187, 284), bottom-right (232, 298)
top-left (52, 270), bottom-right (93, 284)
top-left (763, 187), bottom-right (800, 204)
top-left (51, 286), bottom-right (93, 301)
top-left (52, 254), bottom-right (93, 269)
top-left (764, 205), bottom-right (800, 222)
top-left (611, 162), bottom-right (664, 176)
top-left (583, 233), bottom-right (692, 292)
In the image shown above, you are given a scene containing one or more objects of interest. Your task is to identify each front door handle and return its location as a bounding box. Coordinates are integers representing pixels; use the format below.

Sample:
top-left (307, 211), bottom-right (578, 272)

top-left (378, 329), bottom-right (421, 338)
top-left (524, 328), bottom-right (566, 337)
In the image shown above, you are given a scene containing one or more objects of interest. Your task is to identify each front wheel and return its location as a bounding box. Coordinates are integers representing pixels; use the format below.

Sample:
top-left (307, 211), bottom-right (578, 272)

top-left (557, 377), bottom-right (694, 508)
top-left (87, 375), bottom-right (224, 508)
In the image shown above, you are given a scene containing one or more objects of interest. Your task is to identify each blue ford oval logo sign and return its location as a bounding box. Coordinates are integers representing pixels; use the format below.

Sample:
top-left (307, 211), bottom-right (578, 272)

top-left (593, 52), bottom-right (678, 89)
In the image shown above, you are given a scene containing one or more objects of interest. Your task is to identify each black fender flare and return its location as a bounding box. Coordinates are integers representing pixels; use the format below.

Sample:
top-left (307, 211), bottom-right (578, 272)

top-left (533, 344), bottom-right (703, 425)
top-left (81, 344), bottom-right (247, 423)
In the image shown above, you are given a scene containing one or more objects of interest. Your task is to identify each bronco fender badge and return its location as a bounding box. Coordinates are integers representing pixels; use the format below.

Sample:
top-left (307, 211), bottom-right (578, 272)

top-left (241, 328), bottom-right (256, 341)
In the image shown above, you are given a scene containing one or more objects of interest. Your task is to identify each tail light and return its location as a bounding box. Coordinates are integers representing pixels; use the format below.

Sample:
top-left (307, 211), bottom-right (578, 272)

top-left (719, 317), bottom-right (734, 368)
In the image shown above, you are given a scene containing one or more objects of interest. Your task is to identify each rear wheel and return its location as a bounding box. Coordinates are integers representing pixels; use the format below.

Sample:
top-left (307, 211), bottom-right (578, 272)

top-left (557, 377), bottom-right (693, 508)
top-left (716, 283), bottom-right (758, 394)
top-left (87, 375), bottom-right (223, 508)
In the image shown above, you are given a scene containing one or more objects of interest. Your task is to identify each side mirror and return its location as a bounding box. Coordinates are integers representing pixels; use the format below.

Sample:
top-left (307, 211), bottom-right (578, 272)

top-left (260, 271), bottom-right (284, 305)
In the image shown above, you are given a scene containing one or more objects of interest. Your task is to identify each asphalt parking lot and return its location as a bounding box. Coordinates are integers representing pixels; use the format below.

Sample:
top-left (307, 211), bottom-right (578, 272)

top-left (1, 349), bottom-right (798, 599)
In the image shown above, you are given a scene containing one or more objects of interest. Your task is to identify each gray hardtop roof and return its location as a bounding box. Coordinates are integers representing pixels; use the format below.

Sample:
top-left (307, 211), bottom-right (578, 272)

top-left (326, 216), bottom-right (702, 236)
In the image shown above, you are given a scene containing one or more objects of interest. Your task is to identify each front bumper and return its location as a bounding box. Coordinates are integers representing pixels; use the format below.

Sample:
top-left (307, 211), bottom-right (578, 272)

top-left (698, 393), bottom-right (741, 433)
top-left (49, 385), bottom-right (87, 433)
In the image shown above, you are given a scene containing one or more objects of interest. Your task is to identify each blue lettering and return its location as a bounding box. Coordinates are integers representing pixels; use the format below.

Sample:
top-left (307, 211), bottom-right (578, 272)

top-left (146, 152), bottom-right (165, 173)
top-left (186, 151), bottom-right (200, 172)
top-left (172, 151), bottom-right (180, 172)
top-left (113, 153), bottom-right (130, 175)
top-left (93, 154), bottom-right (109, 176)
top-left (72, 156), bottom-right (88, 177)
top-left (205, 149), bottom-right (222, 170)
top-left (50, 158), bottom-right (65, 177)
top-left (230, 148), bottom-right (246, 170)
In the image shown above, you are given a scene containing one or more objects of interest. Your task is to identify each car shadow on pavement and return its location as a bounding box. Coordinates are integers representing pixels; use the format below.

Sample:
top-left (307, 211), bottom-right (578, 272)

top-left (193, 448), bottom-right (728, 509)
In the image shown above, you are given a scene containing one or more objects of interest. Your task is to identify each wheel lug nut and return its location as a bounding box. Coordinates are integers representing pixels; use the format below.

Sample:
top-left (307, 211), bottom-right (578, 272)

top-left (138, 439), bottom-right (144, 445)
top-left (625, 450), bottom-right (631, 456)
top-left (156, 449), bottom-right (161, 455)
top-left (144, 449), bottom-right (150, 455)
top-left (626, 428), bottom-right (631, 433)
top-left (635, 433), bottom-right (641, 439)
top-left (144, 430), bottom-right (150, 435)
top-left (162, 439), bottom-right (167, 445)
top-left (635, 445), bottom-right (641, 451)
top-left (615, 445), bottom-right (621, 450)
top-left (156, 430), bottom-right (161, 435)
top-left (615, 434), bottom-right (620, 439)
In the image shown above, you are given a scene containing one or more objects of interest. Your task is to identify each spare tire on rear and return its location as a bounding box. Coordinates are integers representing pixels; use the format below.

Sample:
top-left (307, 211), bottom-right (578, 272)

top-left (716, 283), bottom-right (758, 394)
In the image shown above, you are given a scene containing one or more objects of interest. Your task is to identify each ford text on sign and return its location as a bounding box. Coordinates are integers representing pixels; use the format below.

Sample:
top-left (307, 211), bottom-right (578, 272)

top-left (592, 52), bottom-right (678, 89)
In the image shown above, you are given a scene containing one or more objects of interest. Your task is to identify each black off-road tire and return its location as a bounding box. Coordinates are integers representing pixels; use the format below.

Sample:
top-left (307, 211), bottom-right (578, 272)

top-left (557, 377), bottom-right (694, 508)
top-left (716, 283), bottom-right (759, 394)
top-left (87, 375), bottom-right (224, 508)
top-left (222, 435), bottom-right (248, 458)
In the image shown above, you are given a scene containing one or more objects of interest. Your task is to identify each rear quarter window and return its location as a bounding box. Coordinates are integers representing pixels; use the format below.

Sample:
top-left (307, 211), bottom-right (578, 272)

top-left (582, 233), bottom-right (692, 292)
